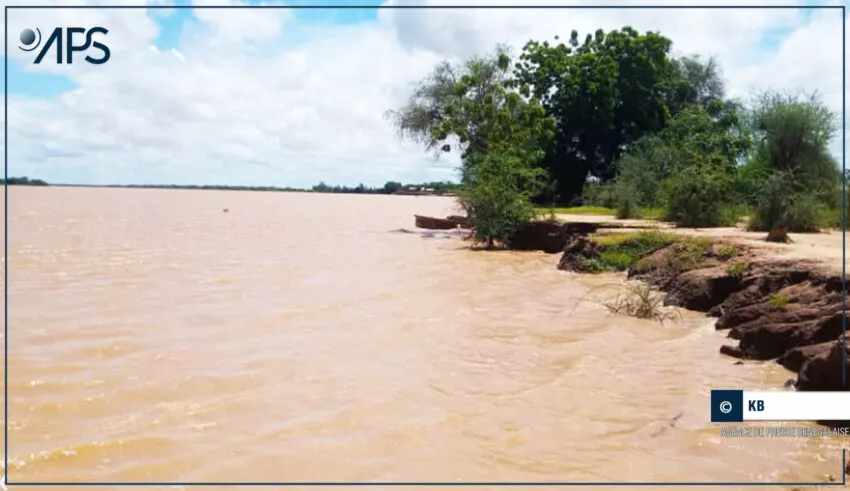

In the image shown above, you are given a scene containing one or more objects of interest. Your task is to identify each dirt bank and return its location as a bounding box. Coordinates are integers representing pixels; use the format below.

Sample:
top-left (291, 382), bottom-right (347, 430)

top-left (558, 212), bottom-right (846, 275)
top-left (556, 231), bottom-right (848, 415)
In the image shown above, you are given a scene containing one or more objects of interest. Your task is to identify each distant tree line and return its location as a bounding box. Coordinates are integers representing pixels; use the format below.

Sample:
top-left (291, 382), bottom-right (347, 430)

top-left (0, 177), bottom-right (461, 196)
top-left (312, 180), bottom-right (459, 194)
top-left (2, 176), bottom-right (49, 186)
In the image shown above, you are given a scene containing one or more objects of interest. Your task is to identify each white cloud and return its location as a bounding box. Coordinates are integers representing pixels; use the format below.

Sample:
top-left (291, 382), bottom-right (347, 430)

top-left (188, 0), bottom-right (293, 51)
top-left (3, 1), bottom-right (846, 186)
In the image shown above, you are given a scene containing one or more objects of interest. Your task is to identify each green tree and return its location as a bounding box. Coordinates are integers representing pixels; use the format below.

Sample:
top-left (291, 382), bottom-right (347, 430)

top-left (613, 101), bottom-right (751, 226)
top-left (663, 55), bottom-right (726, 117)
top-left (382, 181), bottom-right (403, 194)
top-left (744, 91), bottom-right (841, 235)
top-left (388, 47), bottom-right (555, 246)
top-left (385, 45), bottom-right (517, 164)
top-left (513, 27), bottom-right (679, 202)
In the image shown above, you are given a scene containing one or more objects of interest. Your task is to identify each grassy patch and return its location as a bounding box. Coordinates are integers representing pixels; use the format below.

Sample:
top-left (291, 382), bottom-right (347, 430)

top-left (639, 207), bottom-right (665, 220)
top-left (605, 233), bottom-right (713, 278)
top-left (587, 230), bottom-right (715, 275)
top-left (717, 246), bottom-right (738, 260)
top-left (599, 251), bottom-right (634, 270)
top-left (579, 257), bottom-right (613, 273)
top-left (727, 261), bottom-right (748, 278)
top-left (767, 293), bottom-right (791, 310)
top-left (658, 238), bottom-right (713, 274)
top-left (537, 206), bottom-right (615, 216)
top-left (593, 231), bottom-right (681, 270)
top-left (825, 206), bottom-right (844, 230)
top-left (536, 205), bottom-right (665, 220)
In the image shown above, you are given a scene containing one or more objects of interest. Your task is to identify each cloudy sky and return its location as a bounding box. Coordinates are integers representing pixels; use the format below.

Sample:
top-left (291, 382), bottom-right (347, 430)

top-left (2, 0), bottom-right (845, 188)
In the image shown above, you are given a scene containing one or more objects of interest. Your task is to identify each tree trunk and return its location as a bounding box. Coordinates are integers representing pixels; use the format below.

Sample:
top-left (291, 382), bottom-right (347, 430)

top-left (766, 213), bottom-right (790, 243)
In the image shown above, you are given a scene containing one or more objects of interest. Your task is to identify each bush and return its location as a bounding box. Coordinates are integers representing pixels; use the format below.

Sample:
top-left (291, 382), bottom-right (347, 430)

top-left (614, 183), bottom-right (641, 219)
top-left (615, 135), bottom-right (679, 207)
top-left (767, 293), bottom-right (790, 310)
top-left (581, 180), bottom-right (617, 208)
top-left (612, 104), bottom-right (751, 227)
top-left (460, 148), bottom-right (544, 247)
top-left (787, 194), bottom-right (829, 232)
top-left (825, 206), bottom-right (844, 230)
top-left (660, 166), bottom-right (739, 227)
top-left (727, 261), bottom-right (747, 278)
top-left (748, 173), bottom-right (831, 232)
top-left (743, 92), bottom-right (842, 233)
top-left (604, 283), bottom-right (678, 322)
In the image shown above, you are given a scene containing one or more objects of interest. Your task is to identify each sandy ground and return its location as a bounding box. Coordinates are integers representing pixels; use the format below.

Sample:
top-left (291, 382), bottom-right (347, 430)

top-left (557, 213), bottom-right (847, 275)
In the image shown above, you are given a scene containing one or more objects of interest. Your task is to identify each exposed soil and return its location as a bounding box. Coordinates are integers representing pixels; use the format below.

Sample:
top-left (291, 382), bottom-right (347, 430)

top-left (444, 213), bottom-right (847, 408)
top-left (510, 221), bottom-right (603, 253)
top-left (557, 213), bottom-right (846, 275)
top-left (555, 233), bottom-right (848, 418)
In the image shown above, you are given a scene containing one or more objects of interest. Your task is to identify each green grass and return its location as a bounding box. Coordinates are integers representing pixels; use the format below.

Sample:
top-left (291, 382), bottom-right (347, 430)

top-left (825, 207), bottom-right (844, 230)
top-left (599, 251), bottom-right (635, 270)
top-left (717, 246), bottom-right (738, 260)
top-left (536, 205), bottom-right (666, 220)
top-left (727, 260), bottom-right (748, 278)
top-left (767, 293), bottom-right (791, 310)
top-left (639, 207), bottom-right (665, 220)
top-left (536, 206), bottom-right (616, 216)
top-left (579, 257), bottom-right (613, 273)
top-left (591, 231), bottom-right (682, 271)
top-left (591, 230), bottom-right (714, 276)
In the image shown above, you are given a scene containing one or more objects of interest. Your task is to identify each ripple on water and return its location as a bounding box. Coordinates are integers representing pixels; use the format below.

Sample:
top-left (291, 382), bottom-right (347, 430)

top-left (4, 188), bottom-right (846, 484)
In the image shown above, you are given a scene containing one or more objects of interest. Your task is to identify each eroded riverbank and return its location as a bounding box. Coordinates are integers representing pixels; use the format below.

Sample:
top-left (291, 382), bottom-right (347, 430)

top-left (522, 220), bottom-right (848, 406)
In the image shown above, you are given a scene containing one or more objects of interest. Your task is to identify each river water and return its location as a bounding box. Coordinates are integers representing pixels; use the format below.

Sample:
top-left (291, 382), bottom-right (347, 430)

top-left (1, 187), bottom-right (846, 488)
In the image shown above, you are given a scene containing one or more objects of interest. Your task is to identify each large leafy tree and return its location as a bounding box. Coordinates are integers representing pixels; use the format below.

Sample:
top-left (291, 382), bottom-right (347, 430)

top-left (514, 27), bottom-right (723, 203)
top-left (387, 47), bottom-right (555, 246)
top-left (664, 55), bottom-right (726, 117)
top-left (386, 46), bottom-right (518, 165)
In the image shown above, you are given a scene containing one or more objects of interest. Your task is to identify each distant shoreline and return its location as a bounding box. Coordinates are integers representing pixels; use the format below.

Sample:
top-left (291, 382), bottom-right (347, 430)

top-left (2, 179), bottom-right (459, 197)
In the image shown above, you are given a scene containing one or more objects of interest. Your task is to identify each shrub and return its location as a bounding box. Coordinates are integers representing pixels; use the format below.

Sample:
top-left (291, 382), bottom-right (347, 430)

top-left (660, 166), bottom-right (740, 227)
top-left (461, 149), bottom-right (544, 247)
top-left (717, 246), bottom-right (738, 260)
top-left (581, 180), bottom-right (618, 208)
top-left (604, 283), bottom-right (679, 322)
top-left (614, 184), bottom-right (641, 219)
top-left (748, 174), bottom-right (831, 232)
top-left (727, 261), bottom-right (747, 278)
top-left (767, 293), bottom-right (791, 310)
top-left (744, 92), bottom-right (841, 234)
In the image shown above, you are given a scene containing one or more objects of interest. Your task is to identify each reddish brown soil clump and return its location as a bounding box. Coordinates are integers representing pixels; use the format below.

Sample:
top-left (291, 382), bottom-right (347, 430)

top-left (509, 221), bottom-right (602, 253)
top-left (622, 244), bottom-right (847, 400)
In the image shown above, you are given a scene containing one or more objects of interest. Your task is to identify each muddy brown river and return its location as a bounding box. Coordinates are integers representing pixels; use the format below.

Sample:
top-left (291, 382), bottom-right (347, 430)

top-left (1, 187), bottom-right (846, 489)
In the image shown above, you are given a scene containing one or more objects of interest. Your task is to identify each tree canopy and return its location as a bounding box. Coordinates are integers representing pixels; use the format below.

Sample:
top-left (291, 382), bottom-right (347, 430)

top-left (388, 26), bottom-right (843, 242)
